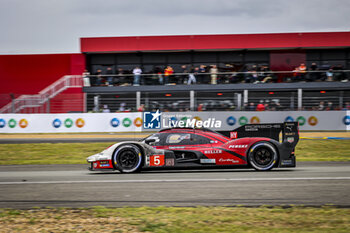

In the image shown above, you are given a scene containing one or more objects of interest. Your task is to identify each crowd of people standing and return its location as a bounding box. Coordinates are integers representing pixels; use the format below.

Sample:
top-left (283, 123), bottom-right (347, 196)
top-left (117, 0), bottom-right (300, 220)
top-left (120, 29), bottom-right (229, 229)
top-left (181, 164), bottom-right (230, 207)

top-left (83, 62), bottom-right (348, 87)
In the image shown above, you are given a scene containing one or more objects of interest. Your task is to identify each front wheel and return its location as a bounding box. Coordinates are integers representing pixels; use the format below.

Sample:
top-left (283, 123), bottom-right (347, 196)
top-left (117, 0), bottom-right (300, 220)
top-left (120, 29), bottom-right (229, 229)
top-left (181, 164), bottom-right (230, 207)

top-left (248, 142), bottom-right (278, 171)
top-left (113, 145), bottom-right (143, 173)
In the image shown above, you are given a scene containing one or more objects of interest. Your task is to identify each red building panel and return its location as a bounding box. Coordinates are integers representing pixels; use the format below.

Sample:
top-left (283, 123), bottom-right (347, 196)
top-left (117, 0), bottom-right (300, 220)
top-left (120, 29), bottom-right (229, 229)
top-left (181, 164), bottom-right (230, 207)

top-left (81, 32), bottom-right (350, 53)
top-left (0, 53), bottom-right (85, 108)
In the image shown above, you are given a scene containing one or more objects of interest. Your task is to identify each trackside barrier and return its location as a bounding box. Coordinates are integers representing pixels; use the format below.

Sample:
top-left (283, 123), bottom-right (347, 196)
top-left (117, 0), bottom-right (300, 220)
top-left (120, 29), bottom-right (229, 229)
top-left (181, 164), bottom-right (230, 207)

top-left (0, 111), bottom-right (349, 133)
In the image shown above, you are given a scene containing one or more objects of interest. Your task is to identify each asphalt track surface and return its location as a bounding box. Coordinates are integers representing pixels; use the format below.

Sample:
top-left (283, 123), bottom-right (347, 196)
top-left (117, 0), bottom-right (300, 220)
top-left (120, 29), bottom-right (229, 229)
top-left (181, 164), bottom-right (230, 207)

top-left (0, 134), bottom-right (148, 144)
top-left (0, 162), bottom-right (349, 209)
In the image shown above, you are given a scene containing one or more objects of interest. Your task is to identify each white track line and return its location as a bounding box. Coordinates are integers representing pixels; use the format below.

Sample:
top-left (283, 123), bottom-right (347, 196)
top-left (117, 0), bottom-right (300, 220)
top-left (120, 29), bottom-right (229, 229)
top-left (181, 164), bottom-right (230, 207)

top-left (0, 177), bottom-right (350, 185)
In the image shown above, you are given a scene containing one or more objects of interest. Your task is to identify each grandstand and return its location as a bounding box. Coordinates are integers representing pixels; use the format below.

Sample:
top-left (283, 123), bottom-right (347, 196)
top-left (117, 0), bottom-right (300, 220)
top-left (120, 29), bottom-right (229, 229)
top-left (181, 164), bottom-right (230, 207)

top-left (1, 32), bottom-right (350, 113)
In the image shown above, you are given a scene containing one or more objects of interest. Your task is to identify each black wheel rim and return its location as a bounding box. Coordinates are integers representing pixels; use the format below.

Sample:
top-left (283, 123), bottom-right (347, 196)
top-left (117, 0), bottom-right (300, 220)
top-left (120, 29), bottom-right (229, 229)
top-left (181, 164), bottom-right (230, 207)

top-left (254, 148), bottom-right (273, 166)
top-left (118, 151), bottom-right (138, 169)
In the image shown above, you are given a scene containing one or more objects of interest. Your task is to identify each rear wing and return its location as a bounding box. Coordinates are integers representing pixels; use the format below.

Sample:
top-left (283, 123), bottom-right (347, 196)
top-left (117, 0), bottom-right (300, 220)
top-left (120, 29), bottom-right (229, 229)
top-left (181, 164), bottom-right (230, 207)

top-left (218, 122), bottom-right (299, 147)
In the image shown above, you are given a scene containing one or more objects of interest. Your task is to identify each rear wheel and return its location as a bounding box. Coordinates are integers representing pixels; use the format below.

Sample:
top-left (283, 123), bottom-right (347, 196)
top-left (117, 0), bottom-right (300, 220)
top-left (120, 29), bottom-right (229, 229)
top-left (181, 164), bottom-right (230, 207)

top-left (248, 142), bottom-right (278, 171)
top-left (113, 145), bottom-right (143, 173)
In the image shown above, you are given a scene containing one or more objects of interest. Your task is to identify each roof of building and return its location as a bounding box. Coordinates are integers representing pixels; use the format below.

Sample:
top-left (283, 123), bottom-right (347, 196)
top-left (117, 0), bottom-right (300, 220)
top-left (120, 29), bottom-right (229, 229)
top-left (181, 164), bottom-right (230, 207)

top-left (81, 31), bottom-right (350, 53)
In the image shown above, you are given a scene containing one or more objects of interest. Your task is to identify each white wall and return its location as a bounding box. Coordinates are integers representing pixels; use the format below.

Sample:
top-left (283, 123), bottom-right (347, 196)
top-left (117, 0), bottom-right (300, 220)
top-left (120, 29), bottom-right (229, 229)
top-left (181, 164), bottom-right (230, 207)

top-left (0, 111), bottom-right (349, 133)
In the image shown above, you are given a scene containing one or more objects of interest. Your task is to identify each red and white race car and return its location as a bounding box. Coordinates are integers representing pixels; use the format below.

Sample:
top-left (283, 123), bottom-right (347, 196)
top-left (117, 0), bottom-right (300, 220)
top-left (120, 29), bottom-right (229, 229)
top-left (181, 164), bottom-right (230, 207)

top-left (87, 122), bottom-right (299, 173)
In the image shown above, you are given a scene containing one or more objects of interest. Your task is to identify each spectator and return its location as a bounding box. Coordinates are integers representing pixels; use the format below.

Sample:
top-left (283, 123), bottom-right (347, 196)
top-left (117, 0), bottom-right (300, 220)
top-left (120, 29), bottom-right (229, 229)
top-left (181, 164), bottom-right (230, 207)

top-left (180, 65), bottom-right (188, 84)
top-left (229, 72), bottom-right (240, 83)
top-left (325, 101), bottom-right (334, 111)
top-left (106, 67), bottom-right (114, 86)
top-left (249, 102), bottom-right (255, 111)
top-left (164, 66), bottom-right (174, 84)
top-left (344, 102), bottom-right (350, 110)
top-left (198, 65), bottom-right (206, 84)
top-left (154, 67), bottom-right (163, 85)
top-left (333, 64), bottom-right (345, 81)
top-left (326, 69), bottom-right (333, 81)
top-left (256, 101), bottom-right (265, 111)
top-left (309, 62), bottom-right (319, 81)
top-left (95, 69), bottom-right (103, 86)
top-left (133, 66), bottom-right (142, 86)
top-left (264, 101), bottom-right (270, 111)
top-left (187, 66), bottom-right (197, 85)
top-left (245, 66), bottom-right (258, 83)
top-left (197, 103), bottom-right (204, 111)
top-left (82, 69), bottom-right (91, 87)
top-left (116, 68), bottom-right (125, 86)
top-left (102, 105), bottom-right (110, 113)
top-left (299, 63), bottom-right (307, 81)
top-left (271, 100), bottom-right (283, 111)
top-left (119, 103), bottom-right (126, 112)
top-left (292, 66), bottom-right (300, 82)
top-left (210, 65), bottom-right (218, 84)
top-left (138, 104), bottom-right (145, 112)
top-left (318, 101), bottom-right (325, 111)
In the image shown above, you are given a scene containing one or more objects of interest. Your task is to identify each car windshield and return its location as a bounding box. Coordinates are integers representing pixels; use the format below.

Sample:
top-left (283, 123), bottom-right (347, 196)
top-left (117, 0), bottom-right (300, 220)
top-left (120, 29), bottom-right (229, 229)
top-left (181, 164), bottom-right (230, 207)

top-left (140, 133), bottom-right (161, 143)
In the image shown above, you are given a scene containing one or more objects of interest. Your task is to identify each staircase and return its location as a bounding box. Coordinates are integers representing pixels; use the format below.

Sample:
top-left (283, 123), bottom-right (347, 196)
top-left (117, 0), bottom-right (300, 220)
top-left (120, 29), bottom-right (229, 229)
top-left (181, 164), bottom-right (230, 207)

top-left (0, 75), bottom-right (83, 113)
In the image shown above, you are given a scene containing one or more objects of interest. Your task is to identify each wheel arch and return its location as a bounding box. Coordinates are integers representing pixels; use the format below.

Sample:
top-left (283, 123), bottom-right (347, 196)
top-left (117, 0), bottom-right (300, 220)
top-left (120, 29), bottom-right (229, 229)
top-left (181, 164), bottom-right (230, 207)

top-left (112, 143), bottom-right (145, 171)
top-left (246, 139), bottom-right (280, 170)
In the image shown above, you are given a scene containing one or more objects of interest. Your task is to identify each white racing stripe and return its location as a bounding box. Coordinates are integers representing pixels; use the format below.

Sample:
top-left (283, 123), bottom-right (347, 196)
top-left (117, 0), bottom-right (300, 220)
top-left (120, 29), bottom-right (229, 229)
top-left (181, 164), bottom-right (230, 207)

top-left (0, 177), bottom-right (350, 185)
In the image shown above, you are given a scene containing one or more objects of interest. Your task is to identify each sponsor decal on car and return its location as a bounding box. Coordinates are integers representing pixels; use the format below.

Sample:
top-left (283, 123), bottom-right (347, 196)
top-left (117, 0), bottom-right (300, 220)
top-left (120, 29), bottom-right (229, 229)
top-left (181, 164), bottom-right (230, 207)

top-left (230, 131), bottom-right (237, 139)
top-left (169, 146), bottom-right (185, 149)
top-left (219, 158), bottom-right (239, 163)
top-left (245, 124), bottom-right (280, 131)
top-left (165, 158), bottom-right (175, 166)
top-left (281, 159), bottom-right (293, 165)
top-left (287, 137), bottom-right (295, 143)
top-left (228, 145), bottom-right (248, 148)
top-left (200, 159), bottom-right (216, 164)
top-left (204, 150), bottom-right (222, 154)
top-left (150, 154), bottom-right (165, 166)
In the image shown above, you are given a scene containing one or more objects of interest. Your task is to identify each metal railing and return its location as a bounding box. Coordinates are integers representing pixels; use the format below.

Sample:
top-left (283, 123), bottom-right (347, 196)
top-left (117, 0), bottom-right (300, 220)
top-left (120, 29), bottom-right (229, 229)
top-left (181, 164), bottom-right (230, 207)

top-left (84, 70), bottom-right (350, 86)
top-left (0, 75), bottom-right (83, 113)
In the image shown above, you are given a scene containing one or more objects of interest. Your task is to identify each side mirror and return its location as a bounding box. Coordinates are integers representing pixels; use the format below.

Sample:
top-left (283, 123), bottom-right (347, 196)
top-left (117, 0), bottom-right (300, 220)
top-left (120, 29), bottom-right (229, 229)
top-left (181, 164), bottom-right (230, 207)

top-left (145, 138), bottom-right (156, 145)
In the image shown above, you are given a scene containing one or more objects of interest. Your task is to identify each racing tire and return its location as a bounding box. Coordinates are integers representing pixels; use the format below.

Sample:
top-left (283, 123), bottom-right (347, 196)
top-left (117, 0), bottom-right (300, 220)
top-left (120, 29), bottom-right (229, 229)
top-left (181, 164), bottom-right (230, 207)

top-left (248, 142), bottom-right (278, 171)
top-left (112, 144), bottom-right (143, 173)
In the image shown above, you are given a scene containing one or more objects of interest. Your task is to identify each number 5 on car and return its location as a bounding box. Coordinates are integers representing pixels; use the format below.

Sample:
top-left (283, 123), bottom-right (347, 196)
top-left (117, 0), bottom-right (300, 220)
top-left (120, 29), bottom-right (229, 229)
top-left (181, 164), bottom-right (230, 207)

top-left (150, 154), bottom-right (165, 166)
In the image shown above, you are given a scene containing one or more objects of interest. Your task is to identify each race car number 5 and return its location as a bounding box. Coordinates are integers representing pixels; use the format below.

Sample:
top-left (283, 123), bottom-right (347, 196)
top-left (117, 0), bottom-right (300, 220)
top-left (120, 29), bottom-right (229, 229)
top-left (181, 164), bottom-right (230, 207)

top-left (150, 155), bottom-right (165, 166)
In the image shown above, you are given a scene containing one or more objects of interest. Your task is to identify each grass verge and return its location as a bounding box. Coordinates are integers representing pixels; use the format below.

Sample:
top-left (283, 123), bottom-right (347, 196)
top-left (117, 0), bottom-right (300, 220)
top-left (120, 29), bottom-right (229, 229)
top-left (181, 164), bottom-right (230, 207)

top-left (0, 206), bottom-right (349, 232)
top-left (0, 139), bottom-right (349, 165)
top-left (296, 139), bottom-right (350, 161)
